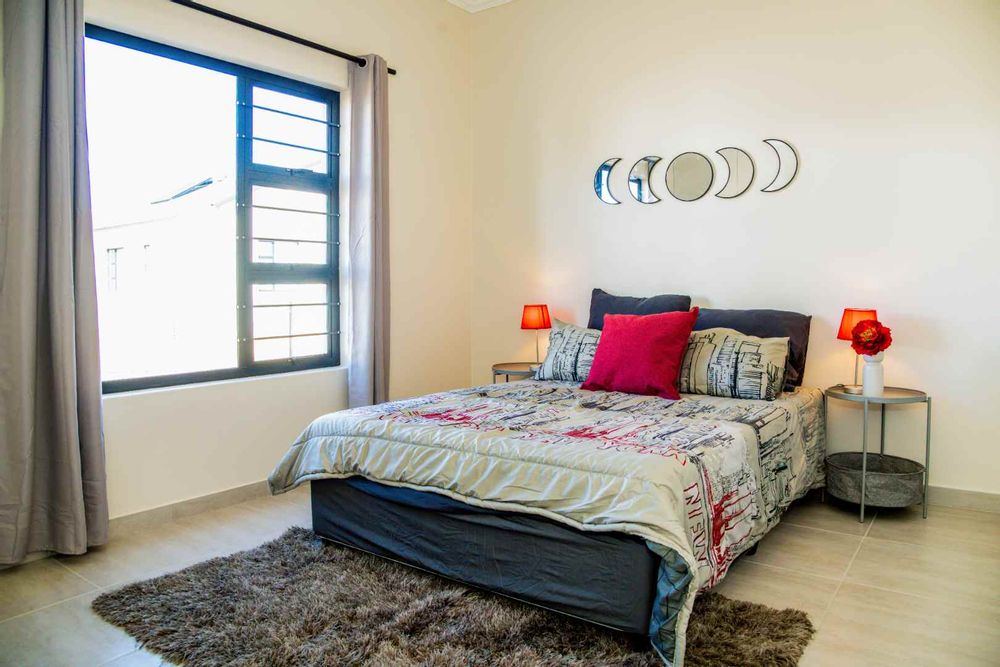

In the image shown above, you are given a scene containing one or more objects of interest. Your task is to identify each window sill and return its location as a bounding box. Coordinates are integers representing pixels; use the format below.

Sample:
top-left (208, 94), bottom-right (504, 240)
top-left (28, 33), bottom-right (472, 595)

top-left (102, 364), bottom-right (346, 398)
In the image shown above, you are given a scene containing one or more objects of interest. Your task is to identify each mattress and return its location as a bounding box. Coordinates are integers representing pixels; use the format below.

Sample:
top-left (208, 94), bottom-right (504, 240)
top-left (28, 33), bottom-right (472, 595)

top-left (269, 380), bottom-right (825, 666)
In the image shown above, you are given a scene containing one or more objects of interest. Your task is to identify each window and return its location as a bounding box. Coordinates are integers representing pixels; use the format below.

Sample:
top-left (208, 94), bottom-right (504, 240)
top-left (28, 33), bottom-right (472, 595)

top-left (106, 247), bottom-right (122, 291)
top-left (85, 26), bottom-right (340, 392)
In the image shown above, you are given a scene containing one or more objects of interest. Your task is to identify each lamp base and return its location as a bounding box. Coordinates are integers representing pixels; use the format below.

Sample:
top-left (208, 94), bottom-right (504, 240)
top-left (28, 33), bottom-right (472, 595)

top-left (842, 384), bottom-right (864, 395)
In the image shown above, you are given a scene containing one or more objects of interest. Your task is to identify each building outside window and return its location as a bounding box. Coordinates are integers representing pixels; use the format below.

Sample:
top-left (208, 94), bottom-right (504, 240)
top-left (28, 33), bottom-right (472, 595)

top-left (106, 247), bottom-right (122, 291)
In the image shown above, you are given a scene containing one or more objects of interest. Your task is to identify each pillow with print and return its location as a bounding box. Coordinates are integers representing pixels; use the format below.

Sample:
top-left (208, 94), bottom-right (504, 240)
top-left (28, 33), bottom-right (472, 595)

top-left (534, 319), bottom-right (601, 382)
top-left (678, 327), bottom-right (789, 400)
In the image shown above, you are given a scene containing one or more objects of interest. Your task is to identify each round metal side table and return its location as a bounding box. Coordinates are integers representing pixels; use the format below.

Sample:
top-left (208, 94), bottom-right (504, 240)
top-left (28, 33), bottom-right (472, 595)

top-left (824, 386), bottom-right (932, 523)
top-left (492, 362), bottom-right (538, 382)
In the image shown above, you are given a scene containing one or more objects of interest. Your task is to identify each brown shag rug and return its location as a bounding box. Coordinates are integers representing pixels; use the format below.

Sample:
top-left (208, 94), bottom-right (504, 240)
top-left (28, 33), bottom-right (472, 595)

top-left (92, 527), bottom-right (813, 666)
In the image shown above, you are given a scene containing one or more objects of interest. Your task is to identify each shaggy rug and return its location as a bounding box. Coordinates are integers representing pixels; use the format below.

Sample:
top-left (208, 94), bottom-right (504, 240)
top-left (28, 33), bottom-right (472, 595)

top-left (92, 527), bottom-right (814, 666)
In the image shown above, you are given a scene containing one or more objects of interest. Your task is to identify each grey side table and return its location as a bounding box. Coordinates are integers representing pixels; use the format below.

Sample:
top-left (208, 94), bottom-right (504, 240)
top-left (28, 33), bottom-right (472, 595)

top-left (492, 362), bottom-right (538, 382)
top-left (824, 386), bottom-right (932, 522)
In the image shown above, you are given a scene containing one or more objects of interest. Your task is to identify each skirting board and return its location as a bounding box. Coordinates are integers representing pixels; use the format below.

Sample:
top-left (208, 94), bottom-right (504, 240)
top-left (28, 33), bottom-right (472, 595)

top-left (927, 485), bottom-right (1000, 514)
top-left (108, 480), bottom-right (273, 538)
top-left (106, 480), bottom-right (1000, 540)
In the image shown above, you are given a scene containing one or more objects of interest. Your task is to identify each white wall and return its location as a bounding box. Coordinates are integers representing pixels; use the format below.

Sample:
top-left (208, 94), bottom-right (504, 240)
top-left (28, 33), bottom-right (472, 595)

top-left (469, 0), bottom-right (1000, 494)
top-left (102, 368), bottom-right (346, 517)
top-left (85, 0), bottom-right (474, 517)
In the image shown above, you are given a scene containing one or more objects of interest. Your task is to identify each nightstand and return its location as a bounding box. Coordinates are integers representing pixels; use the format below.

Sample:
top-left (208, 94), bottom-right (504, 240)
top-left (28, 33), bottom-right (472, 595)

top-left (824, 385), bottom-right (931, 522)
top-left (492, 362), bottom-right (538, 382)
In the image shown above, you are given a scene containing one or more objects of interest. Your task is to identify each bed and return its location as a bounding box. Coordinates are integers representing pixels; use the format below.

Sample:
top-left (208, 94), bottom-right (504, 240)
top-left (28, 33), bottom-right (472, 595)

top-left (269, 380), bottom-right (825, 666)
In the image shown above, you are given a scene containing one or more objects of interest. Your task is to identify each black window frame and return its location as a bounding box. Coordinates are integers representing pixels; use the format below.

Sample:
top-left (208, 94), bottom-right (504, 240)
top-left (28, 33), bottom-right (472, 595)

top-left (87, 25), bottom-right (341, 394)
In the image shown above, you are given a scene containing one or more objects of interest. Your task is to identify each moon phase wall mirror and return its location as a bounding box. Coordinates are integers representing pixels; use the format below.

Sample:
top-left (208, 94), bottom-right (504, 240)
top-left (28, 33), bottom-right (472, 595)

top-left (665, 152), bottom-right (714, 202)
top-left (594, 140), bottom-right (797, 204)
top-left (628, 156), bottom-right (661, 204)
top-left (761, 139), bottom-right (798, 192)
top-left (715, 147), bottom-right (755, 198)
top-left (594, 157), bottom-right (622, 204)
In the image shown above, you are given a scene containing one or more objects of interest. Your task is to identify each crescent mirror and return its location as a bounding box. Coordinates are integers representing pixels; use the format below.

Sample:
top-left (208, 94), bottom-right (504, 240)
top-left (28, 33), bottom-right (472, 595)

top-left (628, 156), bottom-right (662, 204)
top-left (761, 139), bottom-right (798, 192)
top-left (715, 147), bottom-right (755, 199)
top-left (594, 158), bottom-right (622, 205)
top-left (665, 152), bottom-right (714, 202)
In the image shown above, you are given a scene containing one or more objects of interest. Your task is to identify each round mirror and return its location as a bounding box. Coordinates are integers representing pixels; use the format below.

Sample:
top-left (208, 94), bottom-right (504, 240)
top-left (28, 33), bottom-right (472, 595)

top-left (628, 156), bottom-right (661, 204)
top-left (665, 152), bottom-right (714, 202)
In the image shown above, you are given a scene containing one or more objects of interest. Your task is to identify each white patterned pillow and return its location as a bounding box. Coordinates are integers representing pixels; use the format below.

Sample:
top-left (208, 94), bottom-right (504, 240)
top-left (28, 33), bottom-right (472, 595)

top-left (534, 319), bottom-right (600, 382)
top-left (678, 328), bottom-right (789, 400)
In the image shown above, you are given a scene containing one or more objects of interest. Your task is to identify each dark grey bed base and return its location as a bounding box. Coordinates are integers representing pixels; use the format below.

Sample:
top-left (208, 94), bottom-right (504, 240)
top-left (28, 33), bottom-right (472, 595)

top-left (310, 477), bottom-right (660, 636)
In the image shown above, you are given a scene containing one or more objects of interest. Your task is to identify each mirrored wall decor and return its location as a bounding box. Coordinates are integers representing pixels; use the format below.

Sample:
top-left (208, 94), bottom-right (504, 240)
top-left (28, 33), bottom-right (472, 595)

top-left (715, 147), bottom-right (755, 199)
top-left (596, 140), bottom-right (797, 205)
top-left (628, 156), bottom-right (662, 204)
top-left (594, 158), bottom-right (622, 205)
top-left (761, 139), bottom-right (798, 192)
top-left (665, 152), bottom-right (714, 202)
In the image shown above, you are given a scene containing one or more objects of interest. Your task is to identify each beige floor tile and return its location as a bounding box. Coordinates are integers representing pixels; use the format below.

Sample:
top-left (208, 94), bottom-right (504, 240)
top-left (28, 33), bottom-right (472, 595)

top-left (870, 504), bottom-right (1000, 552)
top-left (0, 558), bottom-right (96, 621)
top-left (281, 482), bottom-right (311, 501)
top-left (0, 591), bottom-right (137, 667)
top-left (782, 494), bottom-right (874, 536)
top-left (846, 536), bottom-right (1000, 614)
top-left (101, 648), bottom-right (172, 666)
top-left (744, 522), bottom-right (863, 579)
top-left (55, 521), bottom-right (227, 590)
top-left (58, 492), bottom-right (308, 591)
top-left (803, 583), bottom-right (1000, 667)
top-left (172, 499), bottom-right (304, 556)
top-left (710, 559), bottom-right (839, 621)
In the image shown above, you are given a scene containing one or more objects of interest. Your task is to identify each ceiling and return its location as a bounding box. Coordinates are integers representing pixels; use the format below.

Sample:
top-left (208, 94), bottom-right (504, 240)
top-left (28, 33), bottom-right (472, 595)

top-left (446, 0), bottom-right (516, 13)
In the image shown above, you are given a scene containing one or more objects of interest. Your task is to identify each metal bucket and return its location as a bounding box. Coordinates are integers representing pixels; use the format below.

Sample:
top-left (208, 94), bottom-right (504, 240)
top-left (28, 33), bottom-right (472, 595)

top-left (825, 452), bottom-right (925, 508)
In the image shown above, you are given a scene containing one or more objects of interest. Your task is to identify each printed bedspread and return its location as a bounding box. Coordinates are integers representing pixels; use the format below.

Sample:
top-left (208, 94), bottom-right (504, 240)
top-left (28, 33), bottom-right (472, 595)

top-left (268, 380), bottom-right (825, 667)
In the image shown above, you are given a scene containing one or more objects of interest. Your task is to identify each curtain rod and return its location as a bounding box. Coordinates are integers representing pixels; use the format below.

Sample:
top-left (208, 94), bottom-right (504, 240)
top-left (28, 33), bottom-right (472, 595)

top-left (169, 0), bottom-right (398, 76)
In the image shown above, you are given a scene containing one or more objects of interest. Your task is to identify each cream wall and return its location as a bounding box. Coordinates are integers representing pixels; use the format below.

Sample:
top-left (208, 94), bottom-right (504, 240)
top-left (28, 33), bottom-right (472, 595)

top-left (469, 0), bottom-right (1000, 494)
top-left (102, 369), bottom-right (346, 517)
top-left (85, 0), bottom-right (474, 517)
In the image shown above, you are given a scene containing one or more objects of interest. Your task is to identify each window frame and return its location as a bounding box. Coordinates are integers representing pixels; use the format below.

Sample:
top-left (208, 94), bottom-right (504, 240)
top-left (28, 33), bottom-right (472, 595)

top-left (87, 25), bottom-right (342, 394)
top-left (106, 247), bottom-right (122, 291)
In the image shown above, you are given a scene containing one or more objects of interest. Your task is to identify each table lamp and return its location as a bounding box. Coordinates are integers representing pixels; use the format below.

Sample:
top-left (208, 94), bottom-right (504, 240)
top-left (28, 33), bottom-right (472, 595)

top-left (521, 304), bottom-right (551, 363)
top-left (838, 307), bottom-right (877, 389)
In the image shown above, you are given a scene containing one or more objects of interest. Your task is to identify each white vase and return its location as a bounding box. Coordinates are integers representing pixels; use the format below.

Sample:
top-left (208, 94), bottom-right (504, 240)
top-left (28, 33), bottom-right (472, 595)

top-left (862, 352), bottom-right (885, 396)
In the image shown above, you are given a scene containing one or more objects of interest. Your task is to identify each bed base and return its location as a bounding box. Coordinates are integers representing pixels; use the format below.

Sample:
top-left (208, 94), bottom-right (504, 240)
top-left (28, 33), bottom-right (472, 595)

top-left (310, 477), bottom-right (660, 637)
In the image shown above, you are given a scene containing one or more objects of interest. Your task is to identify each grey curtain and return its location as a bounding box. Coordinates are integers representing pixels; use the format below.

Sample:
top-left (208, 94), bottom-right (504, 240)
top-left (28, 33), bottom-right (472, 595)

top-left (0, 0), bottom-right (108, 564)
top-left (347, 54), bottom-right (390, 407)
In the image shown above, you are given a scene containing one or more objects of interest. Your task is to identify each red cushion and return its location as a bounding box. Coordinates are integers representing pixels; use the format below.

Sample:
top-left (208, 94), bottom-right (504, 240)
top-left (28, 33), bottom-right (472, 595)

top-left (581, 308), bottom-right (699, 400)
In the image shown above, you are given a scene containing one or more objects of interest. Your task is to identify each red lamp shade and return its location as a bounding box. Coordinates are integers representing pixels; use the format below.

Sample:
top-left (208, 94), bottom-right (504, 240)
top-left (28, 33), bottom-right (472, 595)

top-left (521, 304), bottom-right (551, 330)
top-left (837, 308), bottom-right (878, 341)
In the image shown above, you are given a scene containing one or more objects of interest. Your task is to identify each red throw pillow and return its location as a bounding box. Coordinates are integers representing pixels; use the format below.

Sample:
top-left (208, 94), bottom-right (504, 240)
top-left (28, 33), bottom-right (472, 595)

top-left (581, 308), bottom-right (699, 399)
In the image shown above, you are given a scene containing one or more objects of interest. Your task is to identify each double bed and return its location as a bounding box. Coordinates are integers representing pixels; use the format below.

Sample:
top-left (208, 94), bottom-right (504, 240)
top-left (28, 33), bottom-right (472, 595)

top-left (269, 379), bottom-right (825, 666)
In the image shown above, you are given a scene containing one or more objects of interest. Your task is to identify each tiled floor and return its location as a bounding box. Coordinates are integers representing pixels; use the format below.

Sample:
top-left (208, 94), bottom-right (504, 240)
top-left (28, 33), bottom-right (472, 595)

top-left (1, 488), bottom-right (998, 666)
top-left (717, 495), bottom-right (1000, 666)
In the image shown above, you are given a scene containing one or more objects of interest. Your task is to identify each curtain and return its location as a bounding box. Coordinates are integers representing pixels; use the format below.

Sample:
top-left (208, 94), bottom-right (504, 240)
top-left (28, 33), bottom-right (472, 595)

top-left (0, 0), bottom-right (108, 564)
top-left (347, 54), bottom-right (390, 407)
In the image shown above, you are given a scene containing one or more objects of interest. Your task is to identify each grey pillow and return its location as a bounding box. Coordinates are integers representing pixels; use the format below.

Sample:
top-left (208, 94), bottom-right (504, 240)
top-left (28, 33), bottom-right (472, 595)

top-left (588, 288), bottom-right (692, 330)
top-left (534, 319), bottom-right (600, 382)
top-left (692, 308), bottom-right (811, 389)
